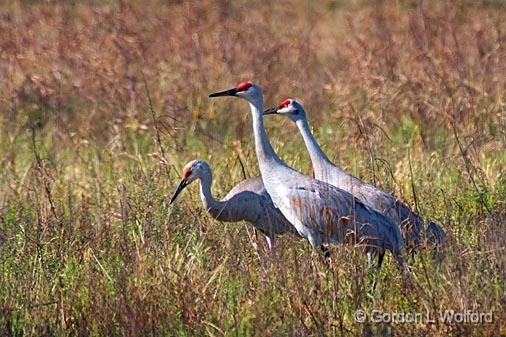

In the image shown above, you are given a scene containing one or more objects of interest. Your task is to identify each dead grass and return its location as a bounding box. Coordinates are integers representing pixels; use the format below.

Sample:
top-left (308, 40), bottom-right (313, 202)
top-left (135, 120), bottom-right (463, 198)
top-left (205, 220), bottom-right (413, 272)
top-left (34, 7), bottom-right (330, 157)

top-left (0, 0), bottom-right (505, 336)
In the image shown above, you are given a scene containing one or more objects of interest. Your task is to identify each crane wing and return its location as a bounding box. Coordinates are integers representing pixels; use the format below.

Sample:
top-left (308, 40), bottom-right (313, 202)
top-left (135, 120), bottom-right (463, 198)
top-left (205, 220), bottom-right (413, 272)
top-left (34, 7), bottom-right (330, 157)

top-left (279, 183), bottom-right (363, 242)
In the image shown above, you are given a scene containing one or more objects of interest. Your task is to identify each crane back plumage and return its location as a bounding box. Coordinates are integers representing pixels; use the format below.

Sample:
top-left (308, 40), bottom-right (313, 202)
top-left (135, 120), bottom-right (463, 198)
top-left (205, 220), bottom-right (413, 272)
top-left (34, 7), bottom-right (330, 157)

top-left (222, 176), bottom-right (297, 237)
top-left (311, 134), bottom-right (447, 250)
top-left (273, 173), bottom-right (404, 257)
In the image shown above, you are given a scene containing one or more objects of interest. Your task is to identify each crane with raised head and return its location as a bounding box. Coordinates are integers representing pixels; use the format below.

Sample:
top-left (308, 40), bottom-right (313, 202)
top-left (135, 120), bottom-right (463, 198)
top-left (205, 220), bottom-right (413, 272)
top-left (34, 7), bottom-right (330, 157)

top-left (263, 98), bottom-right (447, 252)
top-left (170, 159), bottom-right (298, 251)
top-left (209, 82), bottom-right (407, 286)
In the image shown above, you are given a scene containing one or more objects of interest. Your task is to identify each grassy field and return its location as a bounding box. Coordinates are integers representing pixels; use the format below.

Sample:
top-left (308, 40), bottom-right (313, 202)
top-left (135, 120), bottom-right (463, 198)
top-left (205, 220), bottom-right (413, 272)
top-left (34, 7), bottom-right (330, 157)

top-left (0, 0), bottom-right (505, 336)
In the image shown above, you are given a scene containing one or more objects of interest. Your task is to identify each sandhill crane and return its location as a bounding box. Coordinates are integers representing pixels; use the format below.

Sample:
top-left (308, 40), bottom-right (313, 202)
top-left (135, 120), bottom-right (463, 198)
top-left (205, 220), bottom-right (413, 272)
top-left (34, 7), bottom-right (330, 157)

top-left (264, 98), bottom-right (447, 252)
top-left (209, 82), bottom-right (407, 282)
top-left (170, 159), bottom-right (298, 251)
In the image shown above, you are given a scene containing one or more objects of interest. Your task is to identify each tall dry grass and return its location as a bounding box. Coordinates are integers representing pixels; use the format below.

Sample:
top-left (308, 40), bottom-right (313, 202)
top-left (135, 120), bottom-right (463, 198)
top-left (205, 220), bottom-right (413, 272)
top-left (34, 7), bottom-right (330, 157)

top-left (0, 0), bottom-right (504, 336)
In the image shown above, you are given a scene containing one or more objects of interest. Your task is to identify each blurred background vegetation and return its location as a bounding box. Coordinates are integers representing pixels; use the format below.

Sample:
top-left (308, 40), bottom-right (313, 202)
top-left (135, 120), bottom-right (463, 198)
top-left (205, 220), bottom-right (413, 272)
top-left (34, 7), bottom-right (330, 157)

top-left (0, 0), bottom-right (504, 336)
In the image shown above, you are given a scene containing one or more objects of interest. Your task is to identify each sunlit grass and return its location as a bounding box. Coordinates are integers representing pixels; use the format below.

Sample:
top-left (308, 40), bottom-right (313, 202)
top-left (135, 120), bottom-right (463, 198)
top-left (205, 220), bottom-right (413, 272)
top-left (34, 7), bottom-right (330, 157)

top-left (0, 0), bottom-right (504, 336)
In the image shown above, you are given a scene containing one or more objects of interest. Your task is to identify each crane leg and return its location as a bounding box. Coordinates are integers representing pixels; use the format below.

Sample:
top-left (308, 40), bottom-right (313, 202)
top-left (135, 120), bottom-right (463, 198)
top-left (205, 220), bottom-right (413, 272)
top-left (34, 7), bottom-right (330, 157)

top-left (320, 245), bottom-right (330, 259)
top-left (371, 252), bottom-right (384, 293)
top-left (367, 252), bottom-right (373, 268)
top-left (376, 252), bottom-right (384, 271)
top-left (264, 235), bottom-right (274, 253)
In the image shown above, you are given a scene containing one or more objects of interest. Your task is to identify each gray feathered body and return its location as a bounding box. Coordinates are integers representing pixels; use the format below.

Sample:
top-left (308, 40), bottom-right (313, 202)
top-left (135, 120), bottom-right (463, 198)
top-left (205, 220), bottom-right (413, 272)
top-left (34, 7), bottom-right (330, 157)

top-left (314, 166), bottom-right (446, 249)
top-left (219, 176), bottom-right (298, 237)
top-left (260, 161), bottom-right (405, 262)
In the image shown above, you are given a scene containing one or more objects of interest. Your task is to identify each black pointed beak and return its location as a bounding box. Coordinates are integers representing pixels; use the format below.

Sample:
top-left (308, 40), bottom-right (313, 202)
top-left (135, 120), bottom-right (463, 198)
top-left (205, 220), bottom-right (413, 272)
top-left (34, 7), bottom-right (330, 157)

top-left (263, 106), bottom-right (278, 115)
top-left (170, 179), bottom-right (188, 205)
top-left (209, 88), bottom-right (238, 98)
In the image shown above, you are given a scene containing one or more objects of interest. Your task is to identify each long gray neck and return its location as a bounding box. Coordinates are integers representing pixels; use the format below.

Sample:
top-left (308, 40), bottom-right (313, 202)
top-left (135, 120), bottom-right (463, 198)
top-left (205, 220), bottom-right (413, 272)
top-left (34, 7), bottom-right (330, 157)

top-left (198, 170), bottom-right (227, 219)
top-left (295, 118), bottom-right (335, 174)
top-left (249, 100), bottom-right (286, 176)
